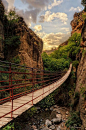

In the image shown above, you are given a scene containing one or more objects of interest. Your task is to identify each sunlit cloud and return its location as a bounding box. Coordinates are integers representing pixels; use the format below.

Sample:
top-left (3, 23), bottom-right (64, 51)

top-left (39, 11), bottom-right (68, 25)
top-left (2, 0), bottom-right (15, 11)
top-left (61, 27), bottom-right (70, 32)
top-left (34, 25), bottom-right (42, 32)
top-left (43, 32), bottom-right (71, 50)
top-left (69, 6), bottom-right (82, 12)
top-left (48, 0), bottom-right (63, 10)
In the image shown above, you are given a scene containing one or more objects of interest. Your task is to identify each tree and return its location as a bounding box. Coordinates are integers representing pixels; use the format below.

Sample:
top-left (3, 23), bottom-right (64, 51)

top-left (81, 0), bottom-right (86, 11)
top-left (0, 0), bottom-right (5, 22)
top-left (81, 0), bottom-right (86, 6)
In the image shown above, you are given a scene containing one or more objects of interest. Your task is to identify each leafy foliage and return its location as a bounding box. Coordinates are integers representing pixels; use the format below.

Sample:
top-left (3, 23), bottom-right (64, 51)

top-left (42, 52), bottom-right (70, 71)
top-left (27, 106), bottom-right (37, 117)
top-left (72, 60), bottom-right (79, 68)
top-left (38, 94), bottom-right (55, 108)
top-left (50, 33), bottom-right (81, 60)
top-left (2, 123), bottom-right (14, 130)
top-left (4, 35), bottom-right (20, 48)
top-left (4, 10), bottom-right (21, 57)
top-left (42, 33), bottom-right (81, 72)
top-left (66, 111), bottom-right (82, 129)
top-left (12, 56), bottom-right (20, 64)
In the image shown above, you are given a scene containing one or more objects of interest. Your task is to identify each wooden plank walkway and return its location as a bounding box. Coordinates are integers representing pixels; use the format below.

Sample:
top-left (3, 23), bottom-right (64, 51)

top-left (0, 64), bottom-right (72, 128)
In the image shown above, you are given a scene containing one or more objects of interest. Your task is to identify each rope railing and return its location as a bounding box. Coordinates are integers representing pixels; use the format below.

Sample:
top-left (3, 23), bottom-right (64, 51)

top-left (0, 60), bottom-right (70, 120)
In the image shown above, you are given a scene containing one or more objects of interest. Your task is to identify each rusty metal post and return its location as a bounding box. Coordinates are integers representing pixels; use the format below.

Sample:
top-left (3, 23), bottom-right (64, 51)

top-left (32, 68), bottom-right (34, 105)
top-left (9, 63), bottom-right (11, 102)
top-left (25, 68), bottom-right (26, 95)
top-left (42, 71), bottom-right (44, 98)
top-left (9, 63), bottom-right (13, 119)
top-left (49, 72), bottom-right (51, 93)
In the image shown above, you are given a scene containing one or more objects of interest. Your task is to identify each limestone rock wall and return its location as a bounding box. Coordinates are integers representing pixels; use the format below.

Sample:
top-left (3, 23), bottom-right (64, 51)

top-left (0, 0), bottom-right (43, 69)
top-left (75, 52), bottom-right (86, 129)
top-left (71, 11), bottom-right (85, 34)
top-left (6, 17), bottom-right (43, 69)
top-left (71, 10), bottom-right (86, 129)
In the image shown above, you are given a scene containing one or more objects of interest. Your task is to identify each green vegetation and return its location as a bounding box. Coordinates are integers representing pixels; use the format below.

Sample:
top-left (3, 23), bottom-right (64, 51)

top-left (80, 85), bottom-right (86, 98)
top-left (38, 93), bottom-right (55, 108)
top-left (12, 56), bottom-right (20, 64)
top-left (82, 12), bottom-right (86, 20)
top-left (27, 106), bottom-right (37, 117)
top-left (4, 10), bottom-right (21, 57)
top-left (42, 33), bottom-right (81, 71)
top-left (2, 123), bottom-right (14, 130)
top-left (42, 52), bottom-right (70, 71)
top-left (72, 60), bottom-right (79, 68)
top-left (4, 35), bottom-right (20, 48)
top-left (66, 111), bottom-right (82, 130)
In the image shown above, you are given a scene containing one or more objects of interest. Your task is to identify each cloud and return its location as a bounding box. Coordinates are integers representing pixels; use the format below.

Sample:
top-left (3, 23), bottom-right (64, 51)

top-left (2, 0), bottom-right (15, 11)
top-left (21, 0), bottom-right (50, 10)
top-left (34, 25), bottom-right (42, 32)
top-left (2, 0), bottom-right (50, 26)
top-left (48, 0), bottom-right (63, 10)
top-left (2, 0), bottom-right (8, 10)
top-left (61, 27), bottom-right (70, 32)
top-left (35, 31), bottom-right (46, 38)
top-left (14, 8), bottom-right (41, 27)
top-left (69, 6), bottom-right (82, 12)
top-left (42, 32), bottom-right (71, 50)
top-left (39, 11), bottom-right (68, 24)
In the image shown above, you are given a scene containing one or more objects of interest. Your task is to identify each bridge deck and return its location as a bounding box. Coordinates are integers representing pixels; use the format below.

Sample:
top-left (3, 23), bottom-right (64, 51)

top-left (0, 64), bottom-right (72, 128)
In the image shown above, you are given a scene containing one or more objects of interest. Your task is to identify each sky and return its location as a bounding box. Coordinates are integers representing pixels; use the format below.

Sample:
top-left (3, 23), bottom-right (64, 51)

top-left (2, 0), bottom-right (84, 50)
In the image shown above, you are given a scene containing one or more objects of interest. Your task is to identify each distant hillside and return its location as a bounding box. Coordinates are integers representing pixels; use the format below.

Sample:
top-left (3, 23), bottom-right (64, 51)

top-left (43, 48), bottom-right (58, 55)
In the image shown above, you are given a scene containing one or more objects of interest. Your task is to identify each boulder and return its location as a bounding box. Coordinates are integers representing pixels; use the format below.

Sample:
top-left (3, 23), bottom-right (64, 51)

top-left (53, 105), bottom-right (58, 108)
top-left (49, 125), bottom-right (55, 130)
top-left (56, 114), bottom-right (62, 120)
top-left (51, 117), bottom-right (62, 124)
top-left (42, 126), bottom-right (50, 130)
top-left (32, 125), bottom-right (37, 129)
top-left (50, 106), bottom-right (53, 111)
top-left (66, 111), bottom-right (69, 115)
top-left (45, 119), bottom-right (52, 127)
top-left (56, 126), bottom-right (61, 130)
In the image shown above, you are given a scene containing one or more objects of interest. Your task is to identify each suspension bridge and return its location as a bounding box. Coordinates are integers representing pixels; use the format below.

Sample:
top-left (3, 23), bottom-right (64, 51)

top-left (0, 60), bottom-right (72, 128)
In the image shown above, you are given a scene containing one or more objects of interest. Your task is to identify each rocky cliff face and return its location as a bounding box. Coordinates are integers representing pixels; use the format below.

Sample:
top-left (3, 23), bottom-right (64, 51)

top-left (6, 17), bottom-right (43, 69)
top-left (75, 52), bottom-right (86, 129)
top-left (71, 10), bottom-right (86, 129)
top-left (71, 11), bottom-right (86, 34)
top-left (0, 0), bottom-right (43, 69)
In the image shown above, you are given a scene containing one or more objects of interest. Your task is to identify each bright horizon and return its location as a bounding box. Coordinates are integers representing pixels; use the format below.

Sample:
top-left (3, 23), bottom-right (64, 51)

top-left (2, 0), bottom-right (84, 50)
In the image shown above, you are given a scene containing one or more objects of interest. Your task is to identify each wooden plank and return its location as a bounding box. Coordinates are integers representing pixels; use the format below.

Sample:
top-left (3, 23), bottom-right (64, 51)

top-left (0, 64), bottom-right (72, 128)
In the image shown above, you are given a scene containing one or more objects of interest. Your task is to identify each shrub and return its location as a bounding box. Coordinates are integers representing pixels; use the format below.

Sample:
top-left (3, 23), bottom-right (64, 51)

top-left (3, 123), bottom-right (14, 130)
top-left (42, 52), bottom-right (70, 71)
top-left (72, 60), bottom-right (79, 68)
top-left (27, 106), bottom-right (37, 117)
top-left (65, 111), bottom-right (82, 129)
top-left (37, 94), bottom-right (55, 108)
top-left (4, 35), bottom-right (21, 48)
top-left (12, 56), bottom-right (20, 64)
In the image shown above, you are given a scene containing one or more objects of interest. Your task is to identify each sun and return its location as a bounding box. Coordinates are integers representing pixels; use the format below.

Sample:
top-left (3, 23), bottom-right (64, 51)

top-left (29, 16), bottom-right (32, 19)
